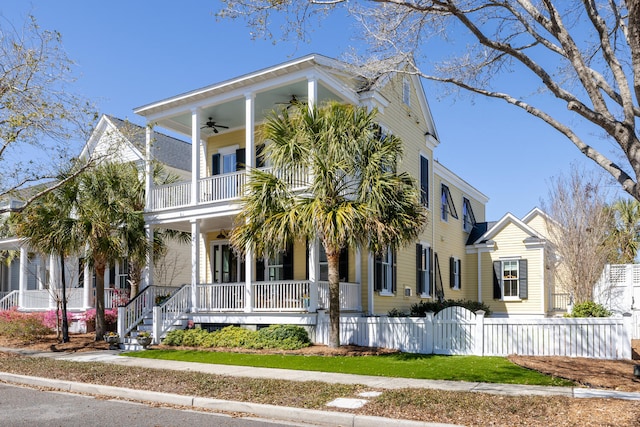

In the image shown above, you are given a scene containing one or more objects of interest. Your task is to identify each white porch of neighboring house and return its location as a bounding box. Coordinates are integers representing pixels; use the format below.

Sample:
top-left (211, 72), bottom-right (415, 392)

top-left (0, 237), bottom-right (131, 312)
top-left (128, 55), bottom-right (368, 340)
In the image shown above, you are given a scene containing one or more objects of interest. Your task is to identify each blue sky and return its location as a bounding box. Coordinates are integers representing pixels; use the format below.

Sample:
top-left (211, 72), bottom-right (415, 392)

top-left (1, 1), bottom-right (615, 220)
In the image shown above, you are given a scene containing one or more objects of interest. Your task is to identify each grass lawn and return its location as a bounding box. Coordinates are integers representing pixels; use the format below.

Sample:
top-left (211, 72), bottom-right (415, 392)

top-left (124, 350), bottom-right (573, 386)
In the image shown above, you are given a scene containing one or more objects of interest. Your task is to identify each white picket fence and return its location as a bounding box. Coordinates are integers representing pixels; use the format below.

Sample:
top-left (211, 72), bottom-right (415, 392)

top-left (315, 306), bottom-right (633, 360)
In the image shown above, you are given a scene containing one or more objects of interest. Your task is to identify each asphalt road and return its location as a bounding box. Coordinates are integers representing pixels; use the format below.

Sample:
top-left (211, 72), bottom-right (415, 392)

top-left (0, 383), bottom-right (302, 427)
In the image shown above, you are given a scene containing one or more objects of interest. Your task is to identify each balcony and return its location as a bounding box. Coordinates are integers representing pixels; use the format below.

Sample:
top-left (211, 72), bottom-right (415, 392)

top-left (149, 166), bottom-right (310, 212)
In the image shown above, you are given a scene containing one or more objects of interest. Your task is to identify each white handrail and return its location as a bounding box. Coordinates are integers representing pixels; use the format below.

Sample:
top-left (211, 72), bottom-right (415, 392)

top-left (153, 285), bottom-right (191, 343)
top-left (0, 290), bottom-right (19, 311)
top-left (197, 283), bottom-right (245, 311)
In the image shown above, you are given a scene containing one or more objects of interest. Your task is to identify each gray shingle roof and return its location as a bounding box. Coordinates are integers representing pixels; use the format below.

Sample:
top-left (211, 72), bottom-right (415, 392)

top-left (106, 115), bottom-right (191, 172)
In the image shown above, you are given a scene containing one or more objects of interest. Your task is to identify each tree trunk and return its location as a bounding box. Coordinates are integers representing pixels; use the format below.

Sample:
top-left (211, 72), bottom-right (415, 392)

top-left (59, 255), bottom-right (69, 343)
top-left (94, 259), bottom-right (106, 341)
top-left (128, 260), bottom-right (141, 299)
top-left (326, 249), bottom-right (341, 348)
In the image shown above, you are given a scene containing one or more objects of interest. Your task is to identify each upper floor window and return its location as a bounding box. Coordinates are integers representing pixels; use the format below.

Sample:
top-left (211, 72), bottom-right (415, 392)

top-left (441, 184), bottom-right (458, 221)
top-left (462, 197), bottom-right (476, 232)
top-left (212, 147), bottom-right (245, 175)
top-left (493, 259), bottom-right (528, 300)
top-left (402, 77), bottom-right (411, 106)
top-left (420, 155), bottom-right (429, 208)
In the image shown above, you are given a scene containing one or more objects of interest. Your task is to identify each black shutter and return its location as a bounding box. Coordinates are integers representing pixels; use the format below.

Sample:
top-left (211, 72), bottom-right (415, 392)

top-left (519, 259), bottom-right (528, 299)
top-left (449, 257), bottom-right (455, 288)
top-left (493, 261), bottom-right (502, 299)
top-left (339, 247), bottom-right (349, 282)
top-left (236, 148), bottom-right (246, 170)
top-left (416, 244), bottom-right (423, 295)
top-left (420, 156), bottom-right (429, 207)
top-left (211, 153), bottom-right (220, 176)
top-left (374, 255), bottom-right (382, 291)
top-left (305, 239), bottom-right (309, 280)
top-left (458, 259), bottom-right (462, 289)
top-left (391, 250), bottom-right (397, 293)
top-left (283, 243), bottom-right (294, 280)
top-left (256, 144), bottom-right (265, 168)
top-left (428, 247), bottom-right (433, 296)
top-left (256, 258), bottom-right (265, 281)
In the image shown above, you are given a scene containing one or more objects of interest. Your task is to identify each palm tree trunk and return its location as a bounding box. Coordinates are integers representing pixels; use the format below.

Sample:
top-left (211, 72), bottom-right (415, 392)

top-left (94, 258), bottom-right (106, 341)
top-left (327, 250), bottom-right (341, 348)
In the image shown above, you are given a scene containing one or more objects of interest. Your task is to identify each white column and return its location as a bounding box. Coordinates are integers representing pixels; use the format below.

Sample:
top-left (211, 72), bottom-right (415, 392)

top-left (367, 252), bottom-right (375, 315)
top-left (83, 256), bottom-right (91, 309)
top-left (355, 247), bottom-right (362, 311)
top-left (245, 92), bottom-right (255, 169)
top-left (145, 125), bottom-right (153, 210)
top-left (143, 224), bottom-right (154, 288)
top-left (48, 254), bottom-right (57, 309)
top-left (190, 219), bottom-right (200, 312)
top-left (104, 263), bottom-right (111, 289)
top-left (477, 250), bottom-right (483, 303)
top-left (307, 239), bottom-right (318, 312)
top-left (18, 247), bottom-right (27, 308)
top-left (307, 75), bottom-right (317, 109)
top-left (244, 245), bottom-right (254, 313)
top-left (191, 108), bottom-right (202, 206)
top-left (37, 255), bottom-right (46, 290)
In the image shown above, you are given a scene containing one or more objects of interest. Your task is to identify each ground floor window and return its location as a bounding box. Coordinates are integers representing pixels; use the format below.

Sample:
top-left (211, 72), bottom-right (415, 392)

top-left (375, 248), bottom-right (395, 294)
top-left (493, 259), bottom-right (528, 300)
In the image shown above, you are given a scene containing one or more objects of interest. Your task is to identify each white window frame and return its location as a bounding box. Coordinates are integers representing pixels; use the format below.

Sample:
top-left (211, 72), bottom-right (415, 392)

top-left (216, 144), bottom-right (239, 174)
top-left (501, 259), bottom-right (520, 301)
top-left (451, 257), bottom-right (461, 290)
top-left (418, 243), bottom-right (431, 298)
top-left (462, 197), bottom-right (475, 232)
top-left (377, 247), bottom-right (394, 296)
top-left (441, 184), bottom-right (458, 222)
top-left (266, 252), bottom-right (285, 281)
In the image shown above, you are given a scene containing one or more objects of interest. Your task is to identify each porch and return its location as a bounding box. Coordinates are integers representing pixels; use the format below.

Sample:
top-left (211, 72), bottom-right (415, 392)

top-left (118, 280), bottom-right (361, 344)
top-left (0, 288), bottom-right (129, 312)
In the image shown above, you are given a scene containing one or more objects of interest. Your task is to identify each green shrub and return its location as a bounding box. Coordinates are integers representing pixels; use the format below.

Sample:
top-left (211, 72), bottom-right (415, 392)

top-left (179, 328), bottom-right (210, 347)
top-left (203, 326), bottom-right (256, 348)
top-left (253, 324), bottom-right (310, 350)
top-left (410, 299), bottom-right (492, 317)
top-left (566, 301), bottom-right (612, 318)
top-left (0, 308), bottom-right (51, 341)
top-left (162, 329), bottom-right (185, 346)
top-left (387, 308), bottom-right (409, 317)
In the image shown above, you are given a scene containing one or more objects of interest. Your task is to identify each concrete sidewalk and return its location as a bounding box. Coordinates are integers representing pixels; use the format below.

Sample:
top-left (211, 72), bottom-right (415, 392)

top-left (2, 347), bottom-right (640, 426)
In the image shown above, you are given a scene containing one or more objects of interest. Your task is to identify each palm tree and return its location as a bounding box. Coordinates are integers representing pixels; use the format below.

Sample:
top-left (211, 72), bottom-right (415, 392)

top-left (609, 198), bottom-right (640, 263)
top-left (231, 102), bottom-right (427, 348)
top-left (11, 181), bottom-right (83, 342)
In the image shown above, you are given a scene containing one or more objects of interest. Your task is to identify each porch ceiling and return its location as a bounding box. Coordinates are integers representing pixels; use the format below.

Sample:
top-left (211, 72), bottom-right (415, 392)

top-left (148, 81), bottom-right (343, 138)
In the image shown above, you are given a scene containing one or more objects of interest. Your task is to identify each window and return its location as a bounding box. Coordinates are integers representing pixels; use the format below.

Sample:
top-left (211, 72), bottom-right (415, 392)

top-left (441, 184), bottom-right (458, 221)
top-left (462, 198), bottom-right (476, 232)
top-left (267, 252), bottom-right (285, 281)
top-left (256, 244), bottom-right (293, 281)
top-left (375, 248), bottom-right (396, 294)
top-left (416, 244), bottom-right (432, 297)
top-left (449, 257), bottom-right (461, 290)
top-left (493, 259), bottom-right (528, 300)
top-left (420, 156), bottom-right (429, 207)
top-left (211, 147), bottom-right (245, 175)
top-left (402, 77), bottom-right (411, 106)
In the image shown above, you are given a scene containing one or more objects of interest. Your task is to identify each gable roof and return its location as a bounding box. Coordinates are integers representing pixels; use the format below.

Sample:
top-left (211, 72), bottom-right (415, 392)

top-left (470, 212), bottom-right (544, 246)
top-left (81, 115), bottom-right (191, 172)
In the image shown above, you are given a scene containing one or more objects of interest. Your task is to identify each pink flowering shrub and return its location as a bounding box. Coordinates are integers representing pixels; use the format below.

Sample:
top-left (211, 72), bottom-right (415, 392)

top-left (43, 309), bottom-right (74, 329)
top-left (82, 308), bottom-right (118, 325)
top-left (0, 307), bottom-right (51, 341)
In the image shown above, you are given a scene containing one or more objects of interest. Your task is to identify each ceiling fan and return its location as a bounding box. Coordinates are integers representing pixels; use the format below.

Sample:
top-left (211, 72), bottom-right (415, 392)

top-left (275, 95), bottom-right (304, 109)
top-left (201, 117), bottom-right (229, 133)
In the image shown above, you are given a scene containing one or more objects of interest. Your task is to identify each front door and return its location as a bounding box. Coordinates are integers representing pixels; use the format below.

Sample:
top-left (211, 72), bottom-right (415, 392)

top-left (211, 242), bottom-right (243, 283)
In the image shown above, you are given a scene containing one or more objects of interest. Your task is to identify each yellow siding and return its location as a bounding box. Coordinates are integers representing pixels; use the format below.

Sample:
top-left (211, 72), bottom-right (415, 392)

top-left (481, 222), bottom-right (545, 315)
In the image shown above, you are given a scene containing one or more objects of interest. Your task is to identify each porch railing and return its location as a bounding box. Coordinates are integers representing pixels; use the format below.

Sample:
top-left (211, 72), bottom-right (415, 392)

top-left (0, 290), bottom-right (18, 311)
top-left (153, 284), bottom-right (191, 343)
top-left (550, 292), bottom-right (571, 312)
top-left (254, 280), bottom-right (310, 311)
top-left (318, 281), bottom-right (361, 311)
top-left (22, 290), bottom-right (52, 309)
top-left (196, 283), bottom-right (245, 312)
top-left (194, 280), bottom-right (360, 312)
top-left (148, 165), bottom-right (312, 211)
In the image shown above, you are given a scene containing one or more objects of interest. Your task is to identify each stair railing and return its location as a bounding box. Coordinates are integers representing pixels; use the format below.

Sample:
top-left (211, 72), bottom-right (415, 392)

top-left (152, 284), bottom-right (191, 344)
top-left (117, 285), bottom-right (177, 338)
top-left (0, 290), bottom-right (19, 311)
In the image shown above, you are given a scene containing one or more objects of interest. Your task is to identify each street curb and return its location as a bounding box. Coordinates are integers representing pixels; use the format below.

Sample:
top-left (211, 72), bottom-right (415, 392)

top-left (0, 372), bottom-right (460, 427)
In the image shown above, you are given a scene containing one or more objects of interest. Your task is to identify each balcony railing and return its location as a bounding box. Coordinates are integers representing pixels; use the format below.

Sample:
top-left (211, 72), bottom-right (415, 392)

top-left (148, 166), bottom-right (311, 211)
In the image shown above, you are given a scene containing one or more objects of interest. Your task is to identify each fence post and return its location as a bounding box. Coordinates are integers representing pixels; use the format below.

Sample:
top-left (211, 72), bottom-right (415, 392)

top-left (621, 312), bottom-right (633, 360)
top-left (152, 306), bottom-right (162, 344)
top-left (425, 312), bottom-right (434, 354)
top-left (475, 310), bottom-right (485, 356)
